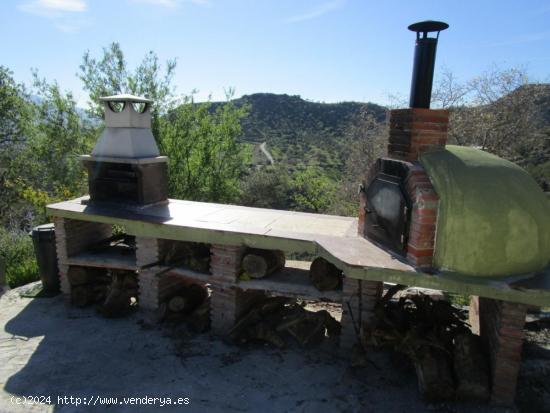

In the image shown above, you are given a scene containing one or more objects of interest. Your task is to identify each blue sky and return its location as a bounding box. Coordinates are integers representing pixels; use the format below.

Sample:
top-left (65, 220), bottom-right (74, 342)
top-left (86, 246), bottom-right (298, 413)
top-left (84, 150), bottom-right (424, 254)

top-left (1, 0), bottom-right (550, 106)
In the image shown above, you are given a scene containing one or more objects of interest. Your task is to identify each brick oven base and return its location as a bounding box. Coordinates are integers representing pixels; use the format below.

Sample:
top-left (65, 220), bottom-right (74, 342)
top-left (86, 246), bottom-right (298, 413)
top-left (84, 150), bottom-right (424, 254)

top-left (469, 296), bottom-right (527, 406)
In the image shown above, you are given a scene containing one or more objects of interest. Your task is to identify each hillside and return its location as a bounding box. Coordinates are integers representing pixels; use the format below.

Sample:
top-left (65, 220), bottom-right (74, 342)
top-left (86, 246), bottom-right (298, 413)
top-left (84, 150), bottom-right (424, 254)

top-left (217, 93), bottom-right (386, 177)
top-left (451, 83), bottom-right (550, 189)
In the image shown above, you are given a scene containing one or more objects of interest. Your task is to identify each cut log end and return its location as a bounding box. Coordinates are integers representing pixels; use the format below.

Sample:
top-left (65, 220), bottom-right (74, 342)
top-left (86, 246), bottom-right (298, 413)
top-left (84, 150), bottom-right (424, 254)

top-left (309, 257), bottom-right (342, 291)
top-left (168, 296), bottom-right (187, 313)
top-left (241, 249), bottom-right (285, 279)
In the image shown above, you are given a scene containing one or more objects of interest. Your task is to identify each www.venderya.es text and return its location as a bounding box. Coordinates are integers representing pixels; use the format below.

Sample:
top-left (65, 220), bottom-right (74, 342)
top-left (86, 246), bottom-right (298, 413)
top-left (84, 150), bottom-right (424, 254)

top-left (10, 395), bottom-right (190, 407)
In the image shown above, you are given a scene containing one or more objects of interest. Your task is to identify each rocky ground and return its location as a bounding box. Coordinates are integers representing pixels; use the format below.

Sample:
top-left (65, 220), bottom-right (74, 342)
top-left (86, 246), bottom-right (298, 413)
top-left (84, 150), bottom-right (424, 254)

top-left (0, 283), bottom-right (547, 413)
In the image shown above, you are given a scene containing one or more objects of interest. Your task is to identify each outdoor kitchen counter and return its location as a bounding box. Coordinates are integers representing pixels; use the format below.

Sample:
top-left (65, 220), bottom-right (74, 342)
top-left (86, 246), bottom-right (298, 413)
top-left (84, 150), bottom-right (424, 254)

top-left (47, 196), bottom-right (550, 307)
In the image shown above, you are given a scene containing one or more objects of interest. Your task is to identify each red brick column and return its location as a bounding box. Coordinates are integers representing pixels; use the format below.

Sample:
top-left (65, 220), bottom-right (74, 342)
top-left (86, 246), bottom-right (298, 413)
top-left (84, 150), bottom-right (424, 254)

top-left (387, 108), bottom-right (447, 269)
top-left (477, 297), bottom-right (527, 406)
top-left (340, 277), bottom-right (382, 349)
top-left (388, 108), bottom-right (449, 162)
top-left (136, 237), bottom-right (164, 312)
top-left (209, 244), bottom-right (264, 334)
top-left (405, 164), bottom-right (439, 268)
top-left (210, 244), bottom-right (244, 283)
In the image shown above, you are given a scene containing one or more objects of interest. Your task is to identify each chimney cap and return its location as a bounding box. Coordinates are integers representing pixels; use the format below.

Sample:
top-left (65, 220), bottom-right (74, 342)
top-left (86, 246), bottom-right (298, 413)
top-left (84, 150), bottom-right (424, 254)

top-left (408, 20), bottom-right (449, 35)
top-left (99, 94), bottom-right (153, 103)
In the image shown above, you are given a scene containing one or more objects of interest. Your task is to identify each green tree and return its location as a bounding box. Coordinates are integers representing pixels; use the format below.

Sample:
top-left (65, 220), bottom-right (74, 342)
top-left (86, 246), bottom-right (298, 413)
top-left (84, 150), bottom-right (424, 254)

top-left (331, 110), bottom-right (387, 216)
top-left (290, 168), bottom-right (336, 213)
top-left (240, 165), bottom-right (293, 210)
top-left (0, 66), bottom-right (33, 153)
top-left (0, 67), bottom-right (34, 228)
top-left (7, 73), bottom-right (95, 227)
top-left (433, 66), bottom-right (544, 159)
top-left (159, 94), bottom-right (248, 203)
top-left (78, 42), bottom-right (176, 138)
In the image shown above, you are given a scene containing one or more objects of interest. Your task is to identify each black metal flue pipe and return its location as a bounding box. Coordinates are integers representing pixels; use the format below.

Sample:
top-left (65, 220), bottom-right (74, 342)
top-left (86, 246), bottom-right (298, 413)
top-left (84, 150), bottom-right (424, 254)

top-left (408, 20), bottom-right (449, 109)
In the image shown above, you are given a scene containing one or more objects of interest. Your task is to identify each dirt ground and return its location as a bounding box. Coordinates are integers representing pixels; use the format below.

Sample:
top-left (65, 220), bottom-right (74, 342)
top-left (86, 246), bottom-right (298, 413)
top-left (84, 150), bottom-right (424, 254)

top-left (0, 282), bottom-right (547, 413)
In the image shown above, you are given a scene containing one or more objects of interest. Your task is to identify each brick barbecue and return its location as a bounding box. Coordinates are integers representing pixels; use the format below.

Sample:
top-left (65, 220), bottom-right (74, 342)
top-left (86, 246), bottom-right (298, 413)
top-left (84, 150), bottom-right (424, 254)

top-left (45, 21), bottom-right (550, 409)
top-left (80, 94), bottom-right (168, 207)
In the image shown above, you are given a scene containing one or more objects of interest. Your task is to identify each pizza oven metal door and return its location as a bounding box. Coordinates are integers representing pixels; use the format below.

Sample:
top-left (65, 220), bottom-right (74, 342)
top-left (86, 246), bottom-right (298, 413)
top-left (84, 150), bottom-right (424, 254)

top-left (364, 163), bottom-right (411, 255)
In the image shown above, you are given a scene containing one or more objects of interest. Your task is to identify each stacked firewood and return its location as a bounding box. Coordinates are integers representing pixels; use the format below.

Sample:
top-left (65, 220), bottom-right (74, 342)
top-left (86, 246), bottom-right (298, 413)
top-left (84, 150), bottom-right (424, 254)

top-left (229, 297), bottom-right (341, 348)
top-left (68, 266), bottom-right (139, 318)
top-left (158, 284), bottom-right (210, 333)
top-left (162, 241), bottom-right (211, 273)
top-left (368, 286), bottom-right (490, 402)
top-left (97, 270), bottom-right (139, 318)
top-left (68, 266), bottom-right (111, 307)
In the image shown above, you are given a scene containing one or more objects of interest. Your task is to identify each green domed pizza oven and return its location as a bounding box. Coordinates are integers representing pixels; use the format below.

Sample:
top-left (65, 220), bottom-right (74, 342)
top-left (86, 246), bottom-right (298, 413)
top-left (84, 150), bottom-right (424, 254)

top-left (361, 21), bottom-right (550, 278)
top-left (420, 145), bottom-right (550, 276)
top-left (362, 144), bottom-right (550, 278)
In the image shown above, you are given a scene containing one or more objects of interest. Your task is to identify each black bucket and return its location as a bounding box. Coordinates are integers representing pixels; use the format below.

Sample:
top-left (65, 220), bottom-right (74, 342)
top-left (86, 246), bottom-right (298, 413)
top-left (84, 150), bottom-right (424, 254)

top-left (31, 223), bottom-right (60, 294)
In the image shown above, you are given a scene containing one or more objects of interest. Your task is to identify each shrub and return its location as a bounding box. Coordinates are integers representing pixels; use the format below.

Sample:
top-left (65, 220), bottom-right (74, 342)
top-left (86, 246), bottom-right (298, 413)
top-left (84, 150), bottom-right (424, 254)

top-left (0, 228), bottom-right (39, 288)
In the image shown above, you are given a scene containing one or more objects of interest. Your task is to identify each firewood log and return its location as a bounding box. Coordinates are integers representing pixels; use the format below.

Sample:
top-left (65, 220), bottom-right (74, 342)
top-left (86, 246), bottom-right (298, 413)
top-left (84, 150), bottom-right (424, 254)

top-left (229, 308), bottom-right (263, 341)
top-left (185, 256), bottom-right (211, 273)
top-left (121, 274), bottom-right (138, 290)
top-left (414, 347), bottom-right (455, 402)
top-left (247, 322), bottom-right (286, 348)
top-left (99, 289), bottom-right (135, 318)
top-left (97, 270), bottom-right (138, 318)
top-left (163, 241), bottom-right (211, 269)
top-left (318, 310), bottom-right (341, 337)
top-left (168, 296), bottom-right (187, 313)
top-left (67, 266), bottom-right (108, 286)
top-left (154, 302), bottom-right (168, 323)
top-left (168, 284), bottom-right (208, 314)
top-left (187, 297), bottom-right (210, 333)
top-left (241, 249), bottom-right (285, 279)
top-left (285, 315), bottom-right (326, 347)
top-left (453, 332), bottom-right (489, 402)
top-left (71, 285), bottom-right (96, 307)
top-left (309, 257), bottom-right (342, 291)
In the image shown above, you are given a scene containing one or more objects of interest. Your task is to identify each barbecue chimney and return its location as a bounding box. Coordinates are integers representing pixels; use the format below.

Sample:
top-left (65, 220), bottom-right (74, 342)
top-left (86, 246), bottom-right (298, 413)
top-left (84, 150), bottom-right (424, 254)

top-left (408, 20), bottom-right (449, 109)
top-left (80, 94), bottom-right (168, 206)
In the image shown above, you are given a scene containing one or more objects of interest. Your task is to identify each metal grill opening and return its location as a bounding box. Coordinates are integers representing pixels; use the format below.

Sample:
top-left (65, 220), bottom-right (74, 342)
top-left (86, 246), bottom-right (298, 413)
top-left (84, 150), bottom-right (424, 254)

top-left (364, 159), bottom-right (411, 255)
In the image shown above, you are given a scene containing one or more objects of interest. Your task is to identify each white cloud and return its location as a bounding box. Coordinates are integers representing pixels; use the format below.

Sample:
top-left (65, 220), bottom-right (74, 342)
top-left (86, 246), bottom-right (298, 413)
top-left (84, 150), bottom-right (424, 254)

top-left (284, 0), bottom-right (344, 24)
top-left (19, 0), bottom-right (88, 32)
top-left (19, 0), bottom-right (86, 17)
top-left (132, 0), bottom-right (211, 9)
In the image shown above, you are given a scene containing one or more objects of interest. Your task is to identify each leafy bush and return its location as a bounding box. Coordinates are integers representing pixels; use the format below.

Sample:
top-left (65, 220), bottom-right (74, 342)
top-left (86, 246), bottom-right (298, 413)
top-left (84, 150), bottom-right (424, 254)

top-left (159, 96), bottom-right (248, 203)
top-left (0, 228), bottom-right (38, 288)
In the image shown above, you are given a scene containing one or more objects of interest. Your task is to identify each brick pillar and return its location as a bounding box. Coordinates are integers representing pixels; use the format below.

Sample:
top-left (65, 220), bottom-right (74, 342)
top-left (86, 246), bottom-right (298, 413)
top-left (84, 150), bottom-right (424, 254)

top-left (135, 236), bottom-right (164, 268)
top-left (340, 277), bottom-right (382, 349)
top-left (469, 296), bottom-right (480, 335)
top-left (388, 108), bottom-right (449, 162)
top-left (405, 164), bottom-right (439, 268)
top-left (53, 217), bottom-right (112, 298)
top-left (136, 237), bottom-right (201, 314)
top-left (477, 297), bottom-right (527, 406)
top-left (210, 244), bottom-right (244, 283)
top-left (210, 244), bottom-right (247, 334)
top-left (136, 236), bottom-right (162, 311)
top-left (136, 237), bottom-right (163, 311)
top-left (138, 269), bottom-right (160, 311)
